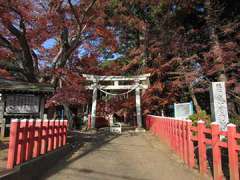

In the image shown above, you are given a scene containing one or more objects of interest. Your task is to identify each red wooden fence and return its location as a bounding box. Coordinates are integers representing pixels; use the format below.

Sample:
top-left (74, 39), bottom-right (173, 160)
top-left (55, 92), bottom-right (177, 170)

top-left (146, 115), bottom-right (240, 180)
top-left (7, 119), bottom-right (68, 169)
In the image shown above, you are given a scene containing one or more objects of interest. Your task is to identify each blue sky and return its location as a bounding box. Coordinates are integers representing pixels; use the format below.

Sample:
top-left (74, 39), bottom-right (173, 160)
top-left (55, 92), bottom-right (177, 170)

top-left (41, 38), bottom-right (122, 61)
top-left (42, 38), bottom-right (57, 49)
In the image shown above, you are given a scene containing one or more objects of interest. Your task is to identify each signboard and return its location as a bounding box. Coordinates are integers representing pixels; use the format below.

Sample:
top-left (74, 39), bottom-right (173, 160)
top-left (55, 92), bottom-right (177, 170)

top-left (210, 82), bottom-right (229, 131)
top-left (174, 102), bottom-right (193, 119)
top-left (5, 95), bottom-right (40, 114)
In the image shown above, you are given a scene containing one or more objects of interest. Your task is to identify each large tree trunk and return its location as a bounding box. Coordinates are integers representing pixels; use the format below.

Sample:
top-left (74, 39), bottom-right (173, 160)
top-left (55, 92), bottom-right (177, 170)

top-left (188, 85), bottom-right (201, 114)
top-left (63, 103), bottom-right (73, 130)
top-left (204, 0), bottom-right (227, 82)
top-left (143, 23), bottom-right (150, 67)
top-left (204, 1), bottom-right (240, 117)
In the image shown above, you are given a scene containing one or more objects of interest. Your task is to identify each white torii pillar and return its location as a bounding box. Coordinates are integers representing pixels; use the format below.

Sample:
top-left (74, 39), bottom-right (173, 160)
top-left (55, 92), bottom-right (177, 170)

top-left (91, 82), bottom-right (97, 128)
top-left (83, 74), bottom-right (150, 129)
top-left (135, 83), bottom-right (142, 128)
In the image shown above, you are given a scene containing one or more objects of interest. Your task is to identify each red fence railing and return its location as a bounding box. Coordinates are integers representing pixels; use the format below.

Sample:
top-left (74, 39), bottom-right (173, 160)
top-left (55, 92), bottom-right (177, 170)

top-left (7, 119), bottom-right (68, 169)
top-left (146, 115), bottom-right (240, 180)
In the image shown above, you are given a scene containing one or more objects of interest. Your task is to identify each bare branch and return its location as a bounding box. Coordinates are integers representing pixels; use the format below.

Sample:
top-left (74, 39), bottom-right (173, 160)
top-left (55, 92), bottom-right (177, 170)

top-left (67, 0), bottom-right (81, 29)
top-left (79, 0), bottom-right (97, 32)
top-left (0, 34), bottom-right (19, 52)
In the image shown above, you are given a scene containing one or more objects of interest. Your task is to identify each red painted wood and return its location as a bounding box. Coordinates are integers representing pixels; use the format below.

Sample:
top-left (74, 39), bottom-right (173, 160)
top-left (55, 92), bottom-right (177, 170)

top-left (55, 120), bottom-right (60, 149)
top-left (173, 120), bottom-right (177, 153)
top-left (16, 120), bottom-right (28, 164)
top-left (26, 119), bottom-right (35, 160)
top-left (211, 123), bottom-right (223, 180)
top-left (53, 120), bottom-right (57, 150)
top-left (59, 120), bottom-right (64, 147)
top-left (183, 121), bottom-right (188, 164)
top-left (48, 120), bottom-right (54, 151)
top-left (33, 120), bottom-right (42, 158)
top-left (179, 121), bottom-right (184, 160)
top-left (41, 120), bottom-right (49, 154)
top-left (176, 120), bottom-right (180, 156)
top-left (7, 119), bottom-right (20, 169)
top-left (227, 124), bottom-right (239, 180)
top-left (63, 120), bottom-right (68, 145)
top-left (88, 114), bottom-right (91, 129)
top-left (186, 120), bottom-right (195, 168)
top-left (146, 115), bottom-right (240, 180)
top-left (197, 121), bottom-right (207, 175)
top-left (7, 119), bottom-right (68, 169)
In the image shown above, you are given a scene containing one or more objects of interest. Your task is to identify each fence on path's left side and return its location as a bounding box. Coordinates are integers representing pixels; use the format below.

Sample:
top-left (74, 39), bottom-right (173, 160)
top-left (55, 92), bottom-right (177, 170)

top-left (7, 119), bottom-right (68, 169)
top-left (146, 115), bottom-right (240, 180)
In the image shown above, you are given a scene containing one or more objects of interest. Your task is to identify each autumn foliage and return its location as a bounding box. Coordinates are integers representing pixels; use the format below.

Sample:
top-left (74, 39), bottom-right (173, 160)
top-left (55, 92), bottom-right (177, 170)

top-left (0, 0), bottom-right (239, 120)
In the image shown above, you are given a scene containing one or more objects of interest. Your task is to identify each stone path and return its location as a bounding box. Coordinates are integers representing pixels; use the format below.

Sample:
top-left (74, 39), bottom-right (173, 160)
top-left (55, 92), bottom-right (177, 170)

top-left (42, 130), bottom-right (209, 180)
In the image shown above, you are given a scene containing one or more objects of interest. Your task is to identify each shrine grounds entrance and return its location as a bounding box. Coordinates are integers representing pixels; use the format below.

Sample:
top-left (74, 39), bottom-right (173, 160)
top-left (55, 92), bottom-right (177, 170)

top-left (83, 74), bottom-right (150, 129)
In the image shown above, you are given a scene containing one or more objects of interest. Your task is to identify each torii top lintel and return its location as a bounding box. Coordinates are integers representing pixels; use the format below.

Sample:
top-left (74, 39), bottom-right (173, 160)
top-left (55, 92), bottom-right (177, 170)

top-left (82, 73), bottom-right (151, 90)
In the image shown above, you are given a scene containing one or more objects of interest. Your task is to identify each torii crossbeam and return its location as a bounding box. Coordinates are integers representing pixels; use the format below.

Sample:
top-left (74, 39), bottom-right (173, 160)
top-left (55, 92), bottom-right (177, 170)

top-left (83, 74), bottom-right (150, 129)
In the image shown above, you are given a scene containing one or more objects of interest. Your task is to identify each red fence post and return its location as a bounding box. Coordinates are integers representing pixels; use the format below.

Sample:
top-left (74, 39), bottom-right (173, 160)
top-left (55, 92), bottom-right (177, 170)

top-left (227, 124), bottom-right (239, 180)
top-left (186, 120), bottom-right (195, 168)
top-left (173, 120), bottom-right (177, 154)
top-left (59, 120), bottom-right (64, 147)
top-left (197, 120), bottom-right (207, 175)
top-left (55, 120), bottom-right (60, 149)
top-left (169, 119), bottom-right (173, 149)
top-left (179, 120), bottom-right (184, 161)
top-left (26, 119), bottom-right (35, 161)
top-left (7, 119), bottom-right (20, 169)
top-left (33, 119), bottom-right (42, 158)
top-left (53, 120), bottom-right (57, 150)
top-left (63, 120), bottom-right (68, 145)
top-left (16, 119), bottom-right (28, 165)
top-left (88, 114), bottom-right (91, 129)
top-left (183, 121), bottom-right (188, 164)
top-left (161, 118), bottom-right (164, 139)
top-left (167, 118), bottom-right (170, 146)
top-left (211, 122), bottom-right (223, 180)
top-left (48, 120), bottom-right (54, 152)
top-left (41, 120), bottom-right (49, 154)
top-left (176, 120), bottom-right (180, 156)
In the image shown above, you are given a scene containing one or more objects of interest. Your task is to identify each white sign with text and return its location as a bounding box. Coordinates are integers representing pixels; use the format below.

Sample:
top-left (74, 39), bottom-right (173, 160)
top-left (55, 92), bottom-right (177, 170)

top-left (210, 82), bottom-right (229, 131)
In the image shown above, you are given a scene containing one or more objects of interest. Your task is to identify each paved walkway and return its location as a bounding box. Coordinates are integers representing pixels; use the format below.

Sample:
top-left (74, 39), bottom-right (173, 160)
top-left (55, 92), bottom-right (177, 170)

top-left (42, 130), bottom-right (208, 180)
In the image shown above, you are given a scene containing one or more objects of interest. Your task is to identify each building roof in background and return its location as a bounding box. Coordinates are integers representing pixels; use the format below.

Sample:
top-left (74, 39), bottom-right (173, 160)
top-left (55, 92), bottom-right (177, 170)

top-left (0, 78), bottom-right (54, 93)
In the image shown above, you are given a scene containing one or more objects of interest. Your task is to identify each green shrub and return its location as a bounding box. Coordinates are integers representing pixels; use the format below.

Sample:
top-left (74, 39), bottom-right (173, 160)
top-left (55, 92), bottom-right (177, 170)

top-left (229, 117), bottom-right (240, 131)
top-left (188, 110), bottom-right (211, 127)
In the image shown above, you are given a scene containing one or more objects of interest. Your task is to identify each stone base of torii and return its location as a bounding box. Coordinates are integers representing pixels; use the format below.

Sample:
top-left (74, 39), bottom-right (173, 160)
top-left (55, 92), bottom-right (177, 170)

top-left (83, 74), bottom-right (150, 129)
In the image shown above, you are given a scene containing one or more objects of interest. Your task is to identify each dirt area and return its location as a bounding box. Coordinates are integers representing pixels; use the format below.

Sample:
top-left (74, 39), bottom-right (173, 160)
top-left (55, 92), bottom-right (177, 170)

top-left (0, 138), bottom-right (9, 172)
top-left (41, 129), bottom-right (209, 180)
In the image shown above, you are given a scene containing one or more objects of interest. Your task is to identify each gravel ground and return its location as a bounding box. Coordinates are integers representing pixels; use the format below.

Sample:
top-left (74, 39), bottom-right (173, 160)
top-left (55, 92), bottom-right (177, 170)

top-left (41, 130), bottom-right (209, 180)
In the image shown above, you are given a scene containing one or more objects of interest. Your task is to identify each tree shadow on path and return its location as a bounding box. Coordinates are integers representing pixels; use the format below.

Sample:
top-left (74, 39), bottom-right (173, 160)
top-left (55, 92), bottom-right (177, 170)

top-left (41, 129), bottom-right (122, 179)
top-left (67, 167), bottom-right (150, 180)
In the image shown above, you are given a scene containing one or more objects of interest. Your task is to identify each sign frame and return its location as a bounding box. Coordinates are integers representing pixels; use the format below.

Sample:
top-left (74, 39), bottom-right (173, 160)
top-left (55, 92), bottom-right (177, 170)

top-left (174, 101), bottom-right (194, 119)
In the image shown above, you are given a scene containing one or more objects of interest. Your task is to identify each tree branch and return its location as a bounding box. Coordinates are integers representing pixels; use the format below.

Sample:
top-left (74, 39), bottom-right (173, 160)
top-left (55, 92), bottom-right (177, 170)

top-left (67, 0), bottom-right (81, 29)
top-left (79, 0), bottom-right (97, 31)
top-left (0, 60), bottom-right (26, 75)
top-left (0, 34), bottom-right (19, 52)
top-left (5, 22), bottom-right (37, 82)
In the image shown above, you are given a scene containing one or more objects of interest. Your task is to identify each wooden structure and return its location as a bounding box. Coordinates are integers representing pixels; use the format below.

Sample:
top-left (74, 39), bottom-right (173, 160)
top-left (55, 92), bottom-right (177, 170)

top-left (83, 74), bottom-right (150, 129)
top-left (0, 78), bottom-right (54, 137)
top-left (146, 115), bottom-right (239, 180)
top-left (7, 119), bottom-right (68, 169)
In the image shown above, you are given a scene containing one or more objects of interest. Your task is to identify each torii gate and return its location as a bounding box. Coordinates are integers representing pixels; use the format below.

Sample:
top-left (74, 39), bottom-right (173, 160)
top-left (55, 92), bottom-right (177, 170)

top-left (83, 74), bottom-right (150, 129)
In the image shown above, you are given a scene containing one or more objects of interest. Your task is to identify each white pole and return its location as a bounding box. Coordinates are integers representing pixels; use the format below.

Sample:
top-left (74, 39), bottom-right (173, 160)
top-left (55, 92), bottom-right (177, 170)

top-left (135, 87), bottom-right (142, 128)
top-left (91, 85), bottom-right (97, 128)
